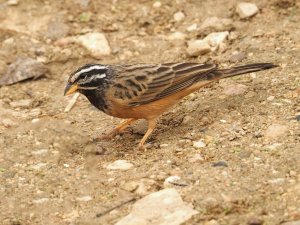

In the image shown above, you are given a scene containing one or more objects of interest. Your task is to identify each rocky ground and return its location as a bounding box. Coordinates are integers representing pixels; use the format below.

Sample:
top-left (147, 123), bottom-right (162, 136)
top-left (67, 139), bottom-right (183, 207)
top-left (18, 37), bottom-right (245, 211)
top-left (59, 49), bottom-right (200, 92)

top-left (0, 0), bottom-right (299, 225)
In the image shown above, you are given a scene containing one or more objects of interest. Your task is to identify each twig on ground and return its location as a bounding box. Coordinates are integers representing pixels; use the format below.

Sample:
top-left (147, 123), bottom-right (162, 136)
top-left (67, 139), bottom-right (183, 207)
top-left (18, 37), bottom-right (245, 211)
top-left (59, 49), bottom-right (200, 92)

top-left (64, 93), bottom-right (80, 112)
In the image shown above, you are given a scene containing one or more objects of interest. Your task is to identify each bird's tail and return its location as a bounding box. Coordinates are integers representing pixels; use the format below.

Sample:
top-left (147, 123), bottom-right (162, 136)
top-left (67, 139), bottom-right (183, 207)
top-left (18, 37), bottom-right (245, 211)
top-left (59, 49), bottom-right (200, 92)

top-left (210, 63), bottom-right (278, 80)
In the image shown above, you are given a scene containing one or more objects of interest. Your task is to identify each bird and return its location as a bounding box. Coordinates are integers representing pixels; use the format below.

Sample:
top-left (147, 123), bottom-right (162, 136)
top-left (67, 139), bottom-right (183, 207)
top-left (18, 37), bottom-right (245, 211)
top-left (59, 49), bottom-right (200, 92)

top-left (64, 62), bottom-right (278, 149)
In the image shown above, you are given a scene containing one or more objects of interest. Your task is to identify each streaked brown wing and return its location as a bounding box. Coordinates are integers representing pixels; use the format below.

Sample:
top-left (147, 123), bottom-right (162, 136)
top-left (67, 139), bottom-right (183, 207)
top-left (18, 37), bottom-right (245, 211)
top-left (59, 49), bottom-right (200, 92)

top-left (109, 63), bottom-right (217, 107)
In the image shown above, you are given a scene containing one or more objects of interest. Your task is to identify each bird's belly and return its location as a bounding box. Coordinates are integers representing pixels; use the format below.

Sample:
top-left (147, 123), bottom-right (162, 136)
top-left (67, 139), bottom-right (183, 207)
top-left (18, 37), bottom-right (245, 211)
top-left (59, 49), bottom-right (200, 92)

top-left (107, 80), bottom-right (215, 119)
top-left (108, 91), bottom-right (186, 119)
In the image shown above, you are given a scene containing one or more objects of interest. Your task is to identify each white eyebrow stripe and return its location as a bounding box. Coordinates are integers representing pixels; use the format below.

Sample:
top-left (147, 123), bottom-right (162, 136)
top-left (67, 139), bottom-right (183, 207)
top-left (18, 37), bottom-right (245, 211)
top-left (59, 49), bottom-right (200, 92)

top-left (79, 73), bottom-right (106, 84)
top-left (70, 65), bottom-right (107, 82)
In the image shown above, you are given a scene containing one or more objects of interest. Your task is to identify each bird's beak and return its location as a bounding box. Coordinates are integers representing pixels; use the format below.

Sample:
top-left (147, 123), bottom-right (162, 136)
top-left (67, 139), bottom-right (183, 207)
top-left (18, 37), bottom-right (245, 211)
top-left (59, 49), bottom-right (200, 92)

top-left (64, 83), bottom-right (79, 96)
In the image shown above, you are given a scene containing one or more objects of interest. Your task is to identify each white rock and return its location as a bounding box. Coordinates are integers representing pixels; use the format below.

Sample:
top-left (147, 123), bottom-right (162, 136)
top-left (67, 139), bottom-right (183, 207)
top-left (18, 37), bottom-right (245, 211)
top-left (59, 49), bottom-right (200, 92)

top-left (268, 178), bottom-right (285, 185)
top-left (31, 118), bottom-right (40, 123)
top-left (236, 2), bottom-right (259, 19)
top-left (223, 84), bottom-right (248, 96)
top-left (200, 17), bottom-right (233, 32)
top-left (160, 143), bottom-right (169, 148)
top-left (74, 32), bottom-right (111, 58)
top-left (106, 160), bottom-right (134, 171)
top-left (10, 99), bottom-right (33, 108)
top-left (203, 31), bottom-right (229, 51)
top-left (152, 1), bottom-right (161, 8)
top-left (33, 198), bottom-right (49, 204)
top-left (265, 124), bottom-right (288, 140)
top-left (167, 32), bottom-right (186, 40)
top-left (76, 196), bottom-right (92, 202)
top-left (164, 176), bottom-right (187, 187)
top-left (31, 149), bottom-right (49, 156)
top-left (187, 40), bottom-right (211, 56)
top-left (193, 140), bottom-right (206, 148)
top-left (115, 188), bottom-right (198, 225)
top-left (29, 163), bottom-right (47, 170)
top-left (186, 23), bottom-right (198, 32)
top-left (174, 11), bottom-right (185, 22)
top-left (7, 0), bottom-right (19, 5)
top-left (267, 96), bottom-right (275, 101)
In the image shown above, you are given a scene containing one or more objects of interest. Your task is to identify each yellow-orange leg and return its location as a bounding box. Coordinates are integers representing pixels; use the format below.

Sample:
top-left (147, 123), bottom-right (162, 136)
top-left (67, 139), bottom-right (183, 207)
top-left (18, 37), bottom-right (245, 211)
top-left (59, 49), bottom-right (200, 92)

top-left (138, 118), bottom-right (157, 150)
top-left (96, 118), bottom-right (137, 141)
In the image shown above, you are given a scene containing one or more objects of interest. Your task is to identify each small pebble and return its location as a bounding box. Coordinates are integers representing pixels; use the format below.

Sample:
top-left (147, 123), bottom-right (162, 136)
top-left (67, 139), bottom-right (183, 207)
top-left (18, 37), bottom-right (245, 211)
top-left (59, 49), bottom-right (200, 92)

top-left (268, 178), bottom-right (285, 185)
top-left (186, 23), bottom-right (198, 32)
top-left (7, 0), bottom-right (19, 5)
top-left (29, 163), bottom-right (47, 170)
top-left (31, 149), bottom-right (49, 156)
top-left (106, 160), bottom-right (134, 171)
top-left (32, 198), bottom-right (49, 204)
top-left (247, 217), bottom-right (263, 225)
top-left (236, 2), bottom-right (259, 19)
top-left (193, 140), bottom-right (206, 148)
top-left (174, 11), bottom-right (185, 22)
top-left (212, 161), bottom-right (228, 167)
top-left (167, 32), bottom-right (186, 40)
top-left (187, 40), bottom-right (211, 56)
top-left (204, 31), bottom-right (229, 51)
top-left (74, 32), bottom-right (111, 58)
top-left (153, 1), bottom-right (161, 8)
top-left (200, 17), bottom-right (234, 33)
top-left (164, 176), bottom-right (188, 187)
top-left (160, 143), bottom-right (169, 148)
top-left (223, 84), bottom-right (248, 96)
top-left (31, 118), bottom-right (40, 123)
top-left (76, 196), bottom-right (92, 202)
top-left (267, 96), bottom-right (275, 101)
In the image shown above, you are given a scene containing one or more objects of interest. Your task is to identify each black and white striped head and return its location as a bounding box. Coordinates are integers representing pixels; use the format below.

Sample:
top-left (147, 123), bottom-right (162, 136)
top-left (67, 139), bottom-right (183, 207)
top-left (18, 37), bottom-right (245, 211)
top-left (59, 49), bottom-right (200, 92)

top-left (64, 64), bottom-right (108, 95)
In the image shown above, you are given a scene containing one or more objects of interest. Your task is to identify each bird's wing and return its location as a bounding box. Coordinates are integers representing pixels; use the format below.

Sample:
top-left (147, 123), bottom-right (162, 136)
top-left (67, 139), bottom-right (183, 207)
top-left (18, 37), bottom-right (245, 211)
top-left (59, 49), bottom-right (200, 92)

top-left (109, 63), bottom-right (217, 107)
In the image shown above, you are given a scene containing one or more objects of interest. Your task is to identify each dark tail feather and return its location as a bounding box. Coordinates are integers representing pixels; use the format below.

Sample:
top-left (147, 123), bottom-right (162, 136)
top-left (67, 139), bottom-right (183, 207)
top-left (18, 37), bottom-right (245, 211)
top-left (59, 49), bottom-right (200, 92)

top-left (217, 63), bottom-right (278, 79)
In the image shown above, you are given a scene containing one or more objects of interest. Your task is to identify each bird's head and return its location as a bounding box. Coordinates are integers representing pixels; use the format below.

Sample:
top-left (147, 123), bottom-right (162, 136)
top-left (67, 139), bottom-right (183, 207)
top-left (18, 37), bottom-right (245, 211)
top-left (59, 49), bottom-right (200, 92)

top-left (64, 64), bottom-right (109, 96)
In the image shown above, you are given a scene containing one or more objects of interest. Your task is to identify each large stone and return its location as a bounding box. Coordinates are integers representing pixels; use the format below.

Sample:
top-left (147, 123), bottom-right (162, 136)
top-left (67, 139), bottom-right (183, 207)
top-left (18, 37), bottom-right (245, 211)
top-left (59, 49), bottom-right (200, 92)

top-left (236, 2), bottom-right (259, 19)
top-left (187, 40), bottom-right (211, 56)
top-left (106, 160), bottom-right (134, 171)
top-left (115, 188), bottom-right (198, 225)
top-left (200, 17), bottom-right (234, 33)
top-left (75, 32), bottom-right (111, 58)
top-left (203, 31), bottom-right (229, 51)
top-left (0, 57), bottom-right (48, 86)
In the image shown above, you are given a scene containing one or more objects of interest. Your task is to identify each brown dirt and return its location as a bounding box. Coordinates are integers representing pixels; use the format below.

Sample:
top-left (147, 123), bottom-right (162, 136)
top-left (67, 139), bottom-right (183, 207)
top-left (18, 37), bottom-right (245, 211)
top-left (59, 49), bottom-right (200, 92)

top-left (0, 0), bottom-right (299, 224)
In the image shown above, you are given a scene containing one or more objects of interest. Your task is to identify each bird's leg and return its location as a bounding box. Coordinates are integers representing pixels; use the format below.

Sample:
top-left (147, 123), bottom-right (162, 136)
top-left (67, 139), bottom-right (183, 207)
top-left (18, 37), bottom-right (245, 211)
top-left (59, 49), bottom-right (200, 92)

top-left (96, 118), bottom-right (137, 141)
top-left (138, 118), bottom-right (157, 150)
top-left (113, 118), bottom-right (137, 133)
